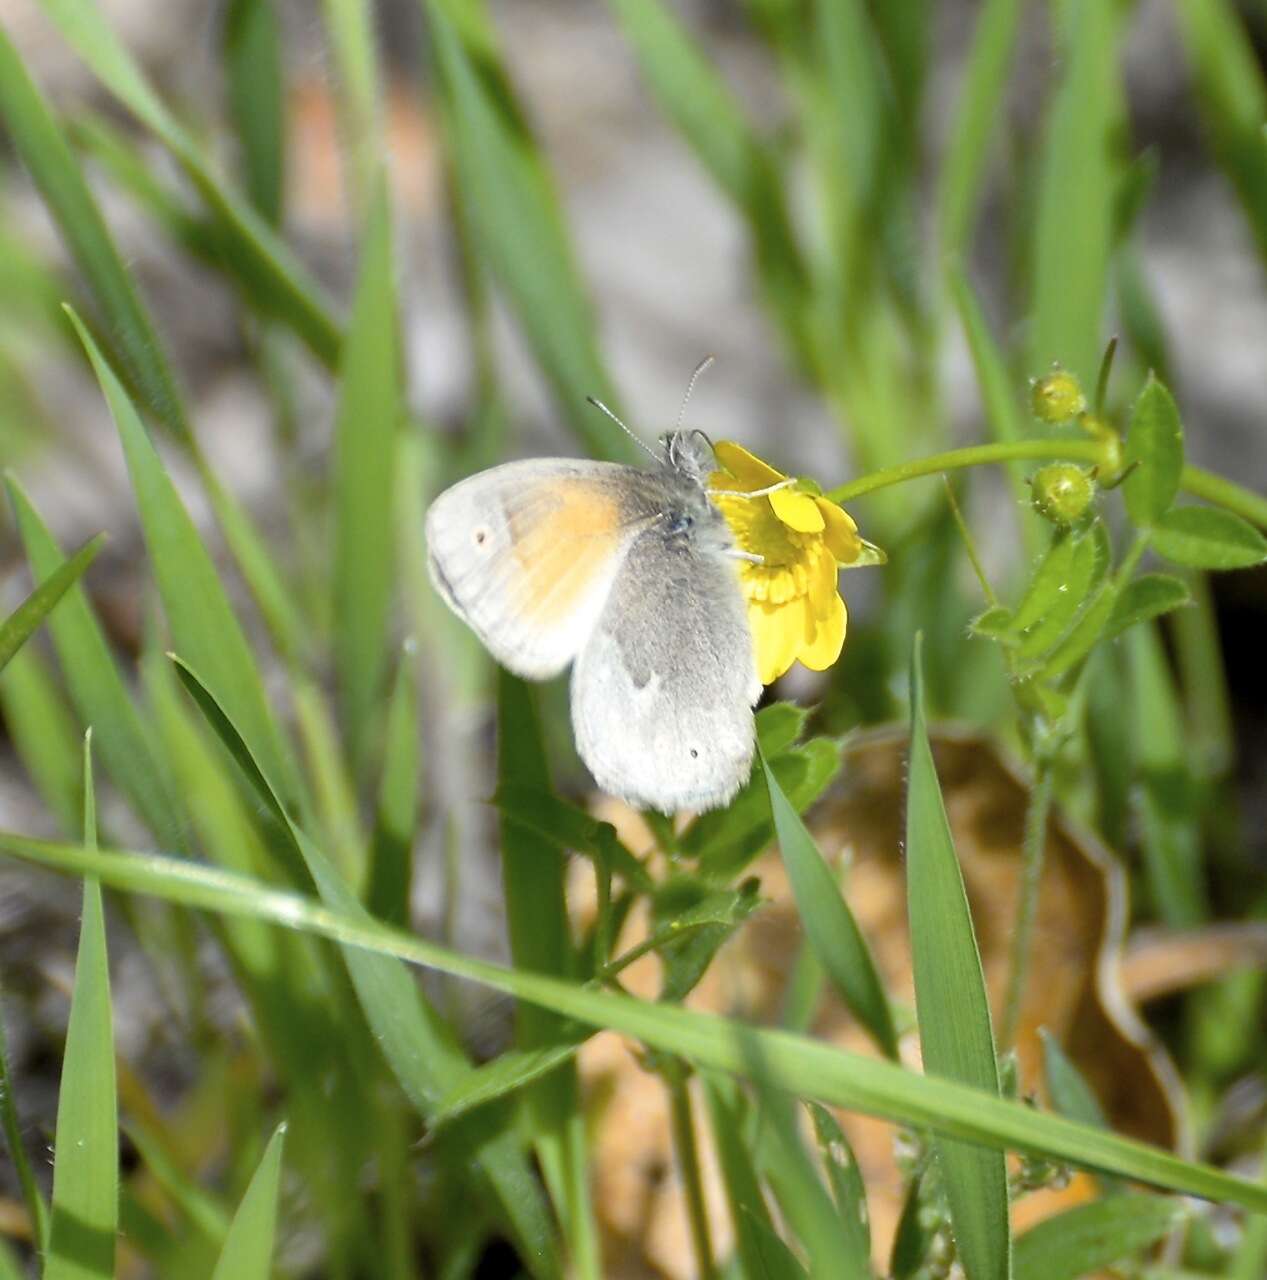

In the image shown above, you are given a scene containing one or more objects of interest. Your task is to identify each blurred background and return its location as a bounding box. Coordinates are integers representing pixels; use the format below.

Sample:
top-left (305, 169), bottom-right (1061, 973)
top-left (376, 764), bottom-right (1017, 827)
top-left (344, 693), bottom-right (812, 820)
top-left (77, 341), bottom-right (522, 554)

top-left (2, 0), bottom-right (1267, 1274)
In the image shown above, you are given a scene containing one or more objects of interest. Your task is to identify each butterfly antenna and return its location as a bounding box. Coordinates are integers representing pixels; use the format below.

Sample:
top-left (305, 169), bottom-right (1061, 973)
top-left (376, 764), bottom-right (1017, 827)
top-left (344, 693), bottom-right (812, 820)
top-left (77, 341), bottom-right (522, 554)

top-left (676, 354), bottom-right (716, 433)
top-left (586, 396), bottom-right (659, 460)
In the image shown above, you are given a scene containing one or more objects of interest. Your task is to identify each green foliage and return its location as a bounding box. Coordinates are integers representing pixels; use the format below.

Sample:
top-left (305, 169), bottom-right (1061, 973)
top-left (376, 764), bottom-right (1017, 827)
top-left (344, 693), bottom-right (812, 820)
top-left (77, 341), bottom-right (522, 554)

top-left (0, 3), bottom-right (1264, 1275)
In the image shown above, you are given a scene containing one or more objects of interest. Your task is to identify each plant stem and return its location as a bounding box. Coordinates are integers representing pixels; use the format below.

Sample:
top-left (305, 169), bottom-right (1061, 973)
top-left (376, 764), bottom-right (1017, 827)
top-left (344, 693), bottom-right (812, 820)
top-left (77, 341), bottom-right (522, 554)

top-left (826, 443), bottom-right (1267, 532)
top-left (667, 1069), bottom-right (715, 1280)
top-left (1001, 764), bottom-right (1054, 1050)
top-left (827, 440), bottom-right (1103, 503)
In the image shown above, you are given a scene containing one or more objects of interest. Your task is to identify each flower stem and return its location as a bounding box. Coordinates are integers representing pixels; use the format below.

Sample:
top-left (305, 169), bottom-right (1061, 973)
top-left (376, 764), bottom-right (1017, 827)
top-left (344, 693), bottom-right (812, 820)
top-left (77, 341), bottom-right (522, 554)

top-left (827, 443), bottom-right (1267, 531)
top-left (1001, 764), bottom-right (1054, 1050)
top-left (827, 440), bottom-right (1103, 503)
top-left (667, 1068), bottom-right (715, 1280)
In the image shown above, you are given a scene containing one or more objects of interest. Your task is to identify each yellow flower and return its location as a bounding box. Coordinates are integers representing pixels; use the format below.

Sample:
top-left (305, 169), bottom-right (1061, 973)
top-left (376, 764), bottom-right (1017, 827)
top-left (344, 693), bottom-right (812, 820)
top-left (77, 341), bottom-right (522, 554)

top-left (710, 441), bottom-right (885, 685)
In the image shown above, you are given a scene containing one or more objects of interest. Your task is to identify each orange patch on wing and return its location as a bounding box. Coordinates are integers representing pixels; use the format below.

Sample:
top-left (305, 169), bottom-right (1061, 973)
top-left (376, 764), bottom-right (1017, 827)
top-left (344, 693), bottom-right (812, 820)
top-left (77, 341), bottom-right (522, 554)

top-left (507, 483), bottom-right (627, 625)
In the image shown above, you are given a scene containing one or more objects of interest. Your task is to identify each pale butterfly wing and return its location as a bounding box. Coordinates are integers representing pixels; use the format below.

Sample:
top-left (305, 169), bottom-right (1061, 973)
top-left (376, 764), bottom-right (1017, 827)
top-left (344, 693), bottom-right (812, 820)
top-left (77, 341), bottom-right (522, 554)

top-left (425, 459), bottom-right (657, 679)
top-left (571, 530), bottom-right (761, 814)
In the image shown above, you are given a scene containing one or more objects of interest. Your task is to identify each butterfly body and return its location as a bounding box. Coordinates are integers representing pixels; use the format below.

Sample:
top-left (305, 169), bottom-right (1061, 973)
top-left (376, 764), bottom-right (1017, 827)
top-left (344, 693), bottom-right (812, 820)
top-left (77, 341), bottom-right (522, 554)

top-left (425, 433), bottom-right (760, 813)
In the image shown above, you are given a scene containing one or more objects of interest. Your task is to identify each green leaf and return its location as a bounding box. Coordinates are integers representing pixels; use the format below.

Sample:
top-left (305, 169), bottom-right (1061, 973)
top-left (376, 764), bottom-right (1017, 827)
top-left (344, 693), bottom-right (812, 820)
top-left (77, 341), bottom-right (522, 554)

top-left (1151, 505), bottom-right (1267, 570)
top-left (1028, 0), bottom-right (1122, 385)
top-left (906, 633), bottom-right (1011, 1280)
top-left (1104, 573), bottom-right (1191, 641)
top-left (1036, 581), bottom-right (1117, 682)
top-left (1008, 526), bottom-right (1106, 660)
top-left (0, 23), bottom-right (189, 440)
top-left (319, 0), bottom-right (382, 212)
top-left (760, 742), bottom-right (898, 1060)
top-left (39, 0), bottom-right (341, 365)
top-left (0, 531), bottom-right (103, 676)
top-left (46, 738), bottom-right (117, 1280)
top-left (209, 1123), bottom-right (286, 1280)
top-left (65, 308), bottom-right (305, 822)
top-left (6, 834), bottom-right (1267, 1215)
top-left (424, 0), bottom-right (628, 460)
top-left (333, 184), bottom-right (399, 773)
top-left (807, 1102), bottom-right (872, 1276)
top-left (1012, 1195), bottom-right (1184, 1280)
top-left (746, 1211), bottom-right (810, 1280)
top-left (1123, 375), bottom-right (1184, 526)
top-left (1039, 1030), bottom-right (1107, 1129)
top-left (6, 475), bottom-right (186, 849)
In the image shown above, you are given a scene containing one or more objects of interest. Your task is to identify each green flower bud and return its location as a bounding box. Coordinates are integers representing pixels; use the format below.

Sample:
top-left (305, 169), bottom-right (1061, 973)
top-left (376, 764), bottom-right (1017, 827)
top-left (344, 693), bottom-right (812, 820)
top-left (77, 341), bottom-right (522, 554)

top-left (1030, 367), bottom-right (1087, 423)
top-left (1030, 463), bottom-right (1095, 527)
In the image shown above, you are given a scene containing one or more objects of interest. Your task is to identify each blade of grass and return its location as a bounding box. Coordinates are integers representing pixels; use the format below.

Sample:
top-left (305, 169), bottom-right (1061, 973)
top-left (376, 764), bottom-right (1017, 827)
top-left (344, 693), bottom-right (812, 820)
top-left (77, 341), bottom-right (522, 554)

top-left (169, 655), bottom-right (564, 1277)
top-left (760, 741), bottom-right (897, 1059)
top-left (938, 0), bottom-right (1025, 256)
top-left (1028, 0), bottom-right (1122, 386)
top-left (906, 632), bottom-right (1011, 1279)
top-left (332, 184), bottom-right (399, 774)
top-left (321, 0), bottom-right (382, 213)
top-left (5, 837), bottom-right (1266, 1212)
top-left (39, 0), bottom-right (341, 365)
top-left (0, 533), bottom-right (103, 676)
top-left (423, 0), bottom-right (631, 460)
top-left (223, 0), bottom-right (285, 224)
top-left (45, 735), bottom-right (117, 1280)
top-left (209, 1122), bottom-right (286, 1280)
top-left (6, 476), bottom-right (186, 850)
top-left (65, 306), bottom-right (306, 824)
top-left (0, 21), bottom-right (189, 440)
top-left (807, 1102), bottom-right (872, 1276)
top-left (367, 646), bottom-right (421, 926)
top-left (497, 671), bottom-right (599, 1278)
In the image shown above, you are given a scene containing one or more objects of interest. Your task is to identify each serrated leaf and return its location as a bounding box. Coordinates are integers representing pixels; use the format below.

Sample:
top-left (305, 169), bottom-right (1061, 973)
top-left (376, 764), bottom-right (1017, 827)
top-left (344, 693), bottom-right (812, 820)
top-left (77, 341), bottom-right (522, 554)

top-left (0, 532), bottom-right (104, 676)
top-left (761, 742), bottom-right (897, 1059)
top-left (1151, 505), bottom-right (1267, 570)
top-left (1123, 375), bottom-right (1184, 525)
top-left (1104, 573), bottom-right (1190, 641)
top-left (906, 634), bottom-right (1011, 1280)
top-left (1013, 1195), bottom-right (1184, 1280)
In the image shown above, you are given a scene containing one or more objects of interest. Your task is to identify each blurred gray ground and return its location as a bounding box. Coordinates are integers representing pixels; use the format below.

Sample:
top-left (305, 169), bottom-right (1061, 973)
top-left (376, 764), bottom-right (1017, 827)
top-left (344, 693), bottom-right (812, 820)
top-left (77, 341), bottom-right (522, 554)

top-left (1, 0), bottom-right (1266, 1244)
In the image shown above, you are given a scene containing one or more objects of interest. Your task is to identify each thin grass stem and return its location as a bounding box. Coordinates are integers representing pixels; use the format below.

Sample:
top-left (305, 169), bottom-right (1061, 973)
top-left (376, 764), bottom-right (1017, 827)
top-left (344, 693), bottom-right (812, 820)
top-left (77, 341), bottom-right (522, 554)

top-left (667, 1069), bottom-right (714, 1280)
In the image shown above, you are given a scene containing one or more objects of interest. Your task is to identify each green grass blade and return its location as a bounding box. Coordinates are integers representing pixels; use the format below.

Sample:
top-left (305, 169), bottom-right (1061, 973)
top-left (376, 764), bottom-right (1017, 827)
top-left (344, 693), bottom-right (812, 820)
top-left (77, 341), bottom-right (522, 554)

top-left (1028, 0), bottom-right (1121, 385)
top-left (0, 532), bottom-right (103, 676)
top-left (807, 1102), bottom-right (872, 1275)
top-left (1173, 0), bottom-right (1267, 267)
top-left (6, 837), bottom-right (1266, 1213)
top-left (65, 307), bottom-right (305, 819)
top-left (321, 0), bottom-right (382, 212)
top-left (223, 0), bottom-right (285, 224)
top-left (423, 0), bottom-right (630, 459)
top-left (937, 0), bottom-right (1025, 255)
top-left (367, 649), bottom-right (421, 926)
top-left (0, 21), bottom-right (188, 440)
top-left (1039, 1029), bottom-right (1107, 1129)
top-left (209, 1122), bottom-right (287, 1280)
top-left (39, 0), bottom-right (341, 366)
top-left (906, 633), bottom-right (1011, 1280)
top-left (46, 738), bottom-right (117, 1280)
top-left (760, 742), bottom-right (897, 1060)
top-left (333, 185), bottom-right (399, 772)
top-left (497, 672), bottom-right (599, 1278)
top-left (169, 655), bottom-right (564, 1278)
top-left (1012, 1195), bottom-right (1184, 1280)
top-left (6, 475), bottom-right (187, 849)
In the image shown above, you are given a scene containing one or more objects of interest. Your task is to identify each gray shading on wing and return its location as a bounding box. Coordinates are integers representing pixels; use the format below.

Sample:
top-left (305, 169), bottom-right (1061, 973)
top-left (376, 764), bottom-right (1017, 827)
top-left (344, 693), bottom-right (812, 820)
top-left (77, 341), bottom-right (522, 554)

top-left (571, 530), bottom-right (760, 814)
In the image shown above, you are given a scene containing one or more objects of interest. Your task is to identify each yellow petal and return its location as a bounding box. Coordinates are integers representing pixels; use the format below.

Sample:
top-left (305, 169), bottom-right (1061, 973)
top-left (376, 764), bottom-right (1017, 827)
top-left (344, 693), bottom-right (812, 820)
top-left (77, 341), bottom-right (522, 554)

top-left (770, 487), bottom-right (826, 532)
top-left (807, 545), bottom-right (839, 616)
top-left (712, 440), bottom-right (785, 491)
top-left (797, 591), bottom-right (847, 671)
top-left (817, 498), bottom-right (861, 563)
top-left (749, 599), bottom-right (800, 684)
